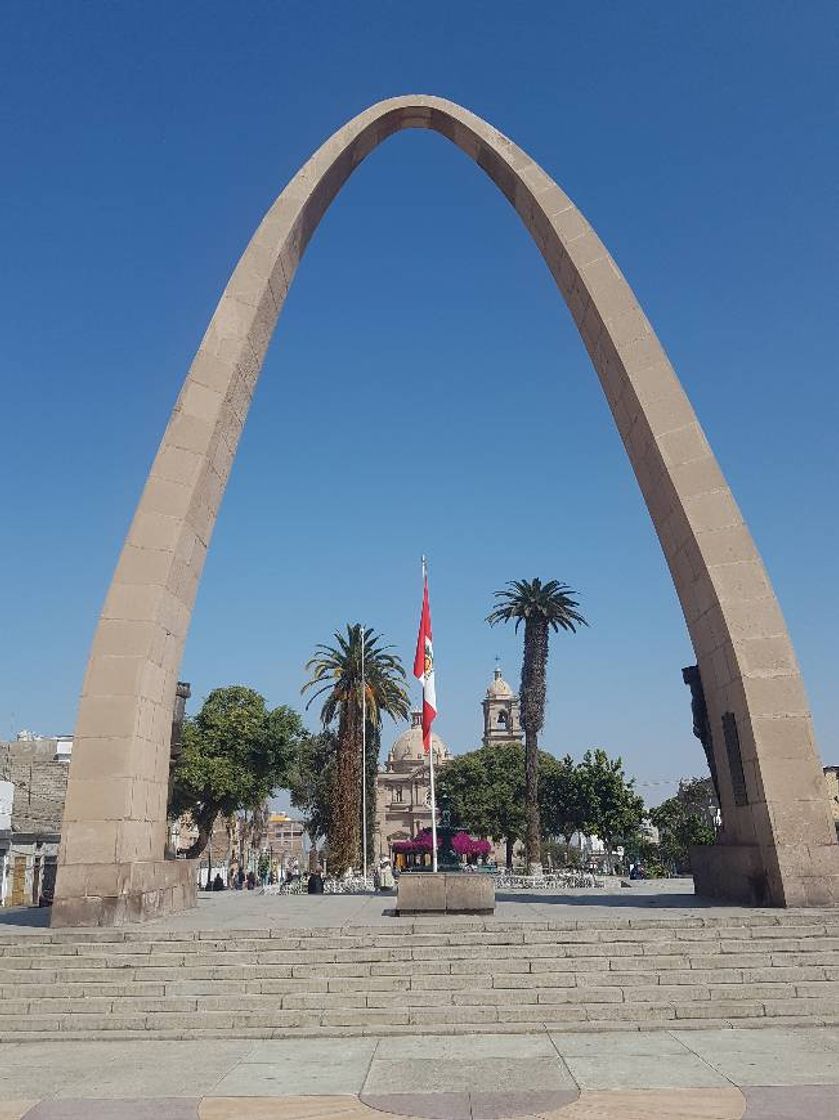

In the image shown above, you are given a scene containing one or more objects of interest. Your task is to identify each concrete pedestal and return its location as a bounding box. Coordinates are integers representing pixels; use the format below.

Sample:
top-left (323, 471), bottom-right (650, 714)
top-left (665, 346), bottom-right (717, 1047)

top-left (396, 872), bottom-right (495, 915)
top-left (692, 841), bottom-right (839, 908)
top-left (51, 858), bottom-right (197, 927)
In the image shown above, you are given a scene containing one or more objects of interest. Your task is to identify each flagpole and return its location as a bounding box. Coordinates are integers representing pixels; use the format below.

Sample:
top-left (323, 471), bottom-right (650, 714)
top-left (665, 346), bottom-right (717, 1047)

top-left (423, 557), bottom-right (439, 874)
top-left (361, 624), bottom-right (367, 883)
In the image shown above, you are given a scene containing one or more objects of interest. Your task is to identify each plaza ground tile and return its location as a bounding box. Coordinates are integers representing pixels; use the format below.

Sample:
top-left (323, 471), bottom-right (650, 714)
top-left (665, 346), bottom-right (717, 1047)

top-left (542, 1087), bottom-right (746, 1119)
top-left (549, 1030), bottom-right (692, 1058)
top-left (675, 1027), bottom-right (838, 1056)
top-left (363, 1055), bottom-right (575, 1094)
top-left (0, 1106), bottom-right (37, 1120)
top-left (210, 1056), bottom-right (373, 1098)
top-left (742, 1085), bottom-right (839, 1119)
top-left (0, 1040), bottom-right (252, 1091)
top-left (200, 1098), bottom-right (382, 1120)
top-left (359, 1093), bottom-right (471, 1120)
top-left (470, 1089), bottom-right (579, 1118)
top-left (244, 1038), bottom-right (379, 1065)
top-left (691, 1050), bottom-right (839, 1087)
top-left (6, 1040), bottom-right (248, 1100)
top-left (383, 1033), bottom-right (558, 1060)
top-left (0, 1071), bottom-right (92, 1102)
top-left (20, 1102), bottom-right (199, 1120)
top-left (559, 1052), bottom-right (728, 1091)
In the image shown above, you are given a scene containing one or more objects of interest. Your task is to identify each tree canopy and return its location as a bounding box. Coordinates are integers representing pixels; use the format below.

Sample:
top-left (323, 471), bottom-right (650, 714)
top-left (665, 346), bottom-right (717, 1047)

top-left (539, 753), bottom-right (591, 844)
top-left (576, 748), bottom-right (646, 869)
top-left (169, 685), bottom-right (304, 858)
top-left (650, 776), bottom-right (717, 873)
top-left (287, 728), bottom-right (337, 850)
top-left (436, 741), bottom-right (561, 869)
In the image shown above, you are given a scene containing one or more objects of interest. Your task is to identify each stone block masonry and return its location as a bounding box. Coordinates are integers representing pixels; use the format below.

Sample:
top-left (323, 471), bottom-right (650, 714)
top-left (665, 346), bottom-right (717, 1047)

top-left (3, 913), bottom-right (839, 1039)
top-left (54, 94), bottom-right (839, 924)
top-left (396, 873), bottom-right (495, 915)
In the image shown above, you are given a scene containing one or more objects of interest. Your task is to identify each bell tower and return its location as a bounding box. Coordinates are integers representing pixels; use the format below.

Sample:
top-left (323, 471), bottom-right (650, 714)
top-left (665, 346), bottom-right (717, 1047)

top-left (482, 665), bottom-right (523, 747)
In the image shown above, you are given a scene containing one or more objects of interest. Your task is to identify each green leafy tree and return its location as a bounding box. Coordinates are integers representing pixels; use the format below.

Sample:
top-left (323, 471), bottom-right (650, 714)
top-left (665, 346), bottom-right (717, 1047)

top-left (578, 748), bottom-right (646, 873)
top-left (540, 753), bottom-right (591, 848)
top-left (363, 724), bottom-right (381, 872)
top-left (487, 578), bottom-right (587, 870)
top-left (169, 686), bottom-right (304, 859)
top-left (302, 625), bottom-right (409, 874)
top-left (650, 777), bottom-right (717, 873)
top-left (287, 729), bottom-right (337, 850)
top-left (437, 742), bottom-right (560, 870)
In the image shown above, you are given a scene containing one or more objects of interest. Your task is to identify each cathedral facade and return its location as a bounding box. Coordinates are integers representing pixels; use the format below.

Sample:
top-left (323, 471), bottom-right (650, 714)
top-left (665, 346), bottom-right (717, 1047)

top-left (374, 667), bottom-right (522, 861)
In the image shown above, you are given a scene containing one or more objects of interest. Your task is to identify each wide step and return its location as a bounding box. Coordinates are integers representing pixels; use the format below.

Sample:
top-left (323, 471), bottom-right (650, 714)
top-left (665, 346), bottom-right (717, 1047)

top-left (2, 914), bottom-right (839, 1039)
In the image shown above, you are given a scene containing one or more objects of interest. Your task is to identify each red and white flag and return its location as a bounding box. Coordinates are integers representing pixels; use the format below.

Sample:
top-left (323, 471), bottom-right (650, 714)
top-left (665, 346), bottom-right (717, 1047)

top-left (413, 571), bottom-right (437, 754)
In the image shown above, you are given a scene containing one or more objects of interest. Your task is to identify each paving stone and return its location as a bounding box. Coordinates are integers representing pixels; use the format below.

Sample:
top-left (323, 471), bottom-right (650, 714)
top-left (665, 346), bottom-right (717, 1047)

top-left (550, 1087), bottom-right (746, 1118)
top-left (23, 1102), bottom-right (199, 1120)
top-left (471, 1089), bottom-right (579, 1118)
top-left (561, 1051), bottom-right (728, 1090)
top-left (742, 1085), bottom-right (839, 1119)
top-left (361, 1093), bottom-right (470, 1119)
top-left (550, 1030), bottom-right (693, 1057)
top-left (363, 1055), bottom-right (575, 1094)
top-left (0, 1105), bottom-right (38, 1120)
top-left (210, 1055), bottom-right (370, 1096)
top-left (383, 1033), bottom-right (557, 1059)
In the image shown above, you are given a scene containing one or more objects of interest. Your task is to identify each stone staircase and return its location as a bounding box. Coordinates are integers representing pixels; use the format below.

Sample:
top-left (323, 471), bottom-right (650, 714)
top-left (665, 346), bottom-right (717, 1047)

top-left (2, 912), bottom-right (839, 1040)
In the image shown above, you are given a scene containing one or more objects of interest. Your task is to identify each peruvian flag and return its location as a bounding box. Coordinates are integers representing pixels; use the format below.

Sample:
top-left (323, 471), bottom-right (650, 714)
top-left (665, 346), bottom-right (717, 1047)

top-left (413, 571), bottom-right (437, 753)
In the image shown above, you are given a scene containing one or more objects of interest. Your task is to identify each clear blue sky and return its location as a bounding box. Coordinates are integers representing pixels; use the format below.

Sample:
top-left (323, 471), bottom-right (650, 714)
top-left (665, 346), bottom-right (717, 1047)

top-left (1, 3), bottom-right (837, 805)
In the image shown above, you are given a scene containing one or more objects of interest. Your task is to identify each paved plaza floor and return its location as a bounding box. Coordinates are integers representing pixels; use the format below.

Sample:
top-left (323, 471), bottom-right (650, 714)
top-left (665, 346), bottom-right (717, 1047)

top-left (0, 878), bottom-right (781, 934)
top-left (2, 1027), bottom-right (839, 1118)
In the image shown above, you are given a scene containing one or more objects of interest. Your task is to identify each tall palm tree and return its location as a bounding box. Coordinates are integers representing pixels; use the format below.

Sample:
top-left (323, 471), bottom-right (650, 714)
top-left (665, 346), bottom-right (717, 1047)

top-left (302, 624), bottom-right (410, 874)
top-left (487, 579), bottom-right (588, 872)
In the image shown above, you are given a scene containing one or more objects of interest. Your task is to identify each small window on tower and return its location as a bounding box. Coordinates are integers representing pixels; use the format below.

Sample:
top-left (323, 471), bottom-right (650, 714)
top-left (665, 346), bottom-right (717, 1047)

top-left (497, 711), bottom-right (508, 726)
top-left (394, 786), bottom-right (403, 803)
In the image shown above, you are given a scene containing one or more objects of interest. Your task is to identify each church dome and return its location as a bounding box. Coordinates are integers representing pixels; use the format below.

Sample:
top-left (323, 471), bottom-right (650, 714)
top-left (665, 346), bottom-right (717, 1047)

top-left (486, 667), bottom-right (513, 699)
top-left (390, 711), bottom-right (450, 764)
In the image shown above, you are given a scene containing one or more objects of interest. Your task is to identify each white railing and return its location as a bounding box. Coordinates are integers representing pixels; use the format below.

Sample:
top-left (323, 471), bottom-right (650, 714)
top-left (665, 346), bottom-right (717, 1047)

top-left (494, 871), bottom-right (603, 891)
top-left (259, 880), bottom-right (304, 895)
top-left (324, 874), bottom-right (374, 894)
top-left (258, 875), bottom-right (375, 896)
top-left (258, 870), bottom-right (602, 895)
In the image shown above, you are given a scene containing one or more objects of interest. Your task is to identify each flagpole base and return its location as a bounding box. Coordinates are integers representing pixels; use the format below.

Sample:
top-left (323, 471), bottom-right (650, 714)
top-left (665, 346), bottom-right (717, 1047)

top-left (396, 872), bottom-right (495, 916)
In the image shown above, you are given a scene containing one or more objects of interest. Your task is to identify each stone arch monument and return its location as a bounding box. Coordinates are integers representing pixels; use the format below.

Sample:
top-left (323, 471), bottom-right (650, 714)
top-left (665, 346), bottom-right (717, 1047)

top-left (52, 95), bottom-right (838, 926)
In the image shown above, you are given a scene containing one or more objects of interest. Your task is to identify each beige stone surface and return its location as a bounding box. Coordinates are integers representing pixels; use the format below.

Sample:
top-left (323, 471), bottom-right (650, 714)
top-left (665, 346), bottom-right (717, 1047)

top-left (542, 1087), bottom-right (746, 1119)
top-left (199, 1100), bottom-right (441, 1120)
top-left (0, 1105), bottom-right (38, 1120)
top-left (54, 94), bottom-right (839, 927)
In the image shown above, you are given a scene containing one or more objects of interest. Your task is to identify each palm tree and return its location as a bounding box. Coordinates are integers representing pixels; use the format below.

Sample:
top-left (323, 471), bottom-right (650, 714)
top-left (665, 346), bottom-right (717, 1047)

top-left (487, 579), bottom-right (588, 872)
top-left (302, 624), bottom-right (410, 874)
